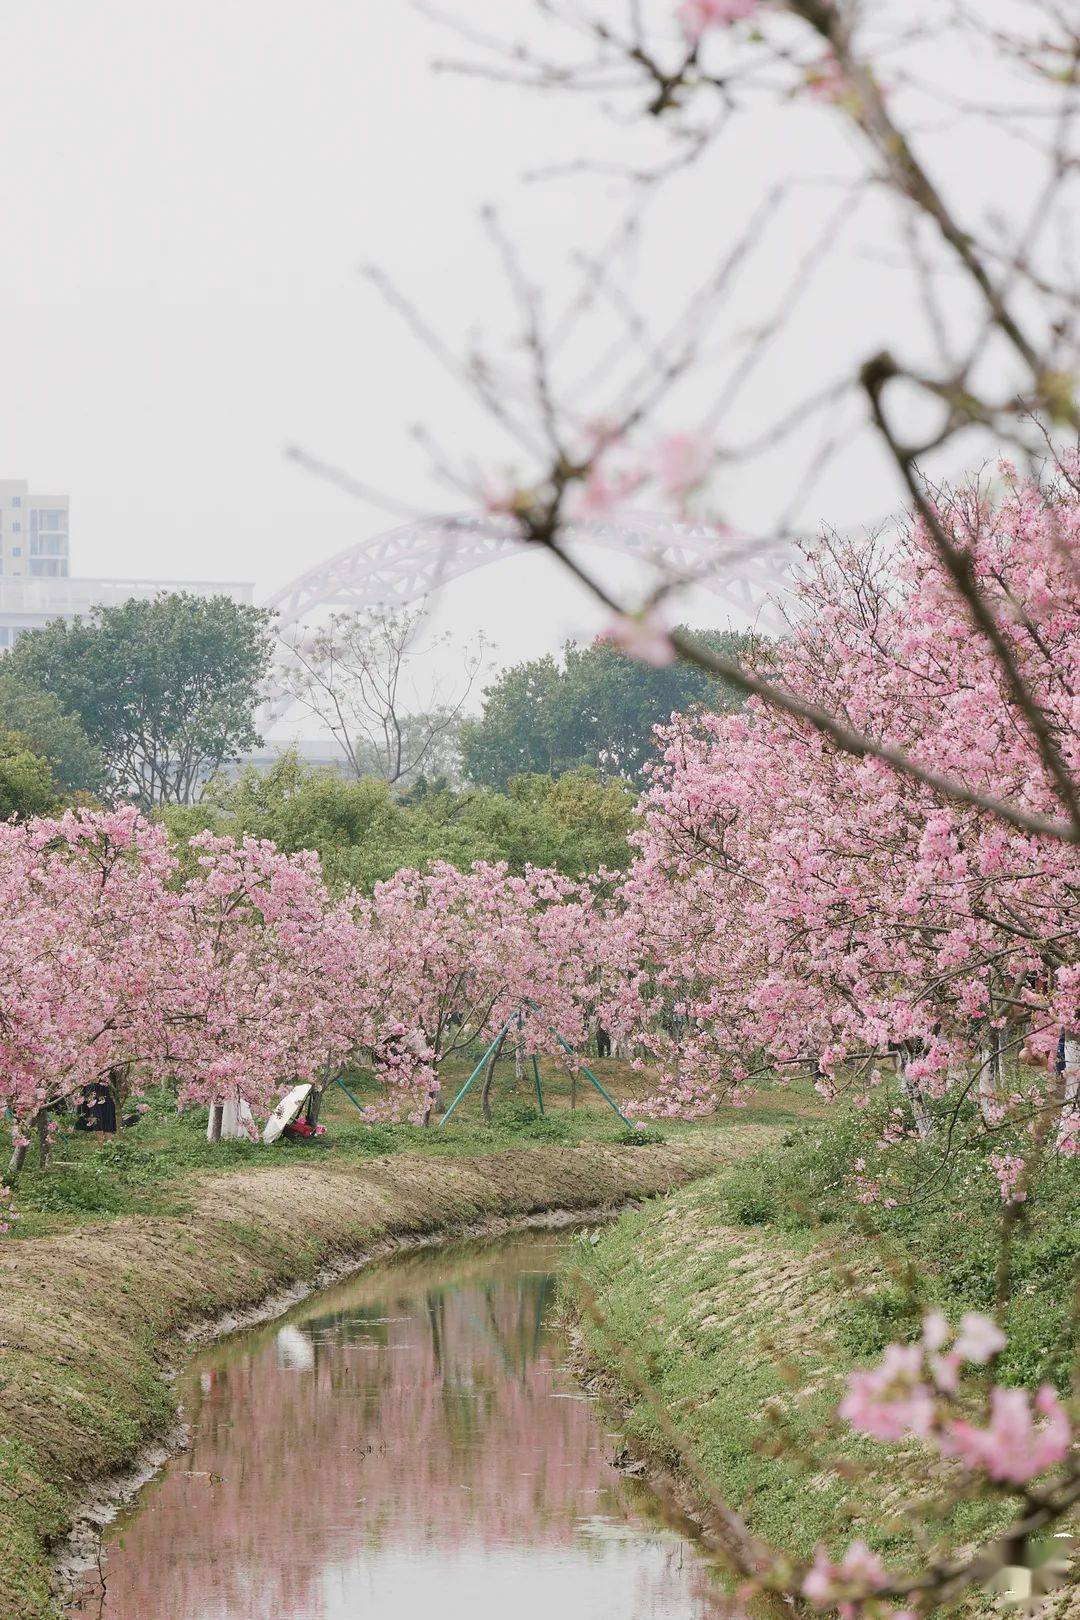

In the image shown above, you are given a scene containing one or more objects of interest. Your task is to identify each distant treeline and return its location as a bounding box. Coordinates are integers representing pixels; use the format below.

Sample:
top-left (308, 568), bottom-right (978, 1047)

top-left (0, 591), bottom-right (755, 881)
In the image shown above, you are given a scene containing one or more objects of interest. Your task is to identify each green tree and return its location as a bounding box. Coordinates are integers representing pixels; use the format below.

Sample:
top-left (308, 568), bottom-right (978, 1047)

top-left (164, 754), bottom-right (634, 890)
top-left (0, 672), bottom-right (105, 796)
top-left (0, 730), bottom-right (57, 820)
top-left (459, 629), bottom-right (756, 790)
top-left (7, 593), bottom-right (274, 807)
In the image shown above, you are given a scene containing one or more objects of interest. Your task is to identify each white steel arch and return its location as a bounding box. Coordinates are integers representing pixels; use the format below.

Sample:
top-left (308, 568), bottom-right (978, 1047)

top-left (261, 511), bottom-right (796, 724)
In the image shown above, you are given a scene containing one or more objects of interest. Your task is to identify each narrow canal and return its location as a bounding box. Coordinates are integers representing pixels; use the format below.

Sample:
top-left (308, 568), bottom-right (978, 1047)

top-left (69, 1231), bottom-right (721, 1619)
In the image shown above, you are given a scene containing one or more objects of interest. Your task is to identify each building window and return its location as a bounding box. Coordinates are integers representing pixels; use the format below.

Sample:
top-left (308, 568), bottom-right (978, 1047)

top-left (11, 497), bottom-right (20, 507)
top-left (12, 547), bottom-right (21, 557)
top-left (28, 558), bottom-right (63, 577)
top-left (30, 536), bottom-right (66, 557)
top-left (11, 522), bottom-right (20, 532)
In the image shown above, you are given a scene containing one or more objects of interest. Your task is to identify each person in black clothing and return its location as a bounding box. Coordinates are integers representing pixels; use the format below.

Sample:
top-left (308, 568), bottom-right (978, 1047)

top-left (75, 1084), bottom-right (117, 1133)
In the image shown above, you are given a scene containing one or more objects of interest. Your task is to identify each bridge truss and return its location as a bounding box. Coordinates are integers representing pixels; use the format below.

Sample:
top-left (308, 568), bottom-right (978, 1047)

top-left (260, 511), bottom-right (797, 725)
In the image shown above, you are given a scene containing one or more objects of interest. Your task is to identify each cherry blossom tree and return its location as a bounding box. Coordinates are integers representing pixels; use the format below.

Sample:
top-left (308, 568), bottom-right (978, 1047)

top-left (0, 806), bottom-right (181, 1175)
top-left (164, 833), bottom-right (371, 1135)
top-left (613, 468), bottom-right (1080, 1173)
top-left (359, 860), bottom-right (603, 1123)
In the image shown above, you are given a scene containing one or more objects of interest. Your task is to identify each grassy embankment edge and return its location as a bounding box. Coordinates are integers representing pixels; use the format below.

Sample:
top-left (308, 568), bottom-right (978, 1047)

top-left (0, 1131), bottom-right (758, 1620)
top-left (568, 1160), bottom-right (1080, 1616)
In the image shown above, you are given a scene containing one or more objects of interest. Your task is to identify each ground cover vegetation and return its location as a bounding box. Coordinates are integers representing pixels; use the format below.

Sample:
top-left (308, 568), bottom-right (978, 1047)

top-left (573, 1115), bottom-right (1079, 1609)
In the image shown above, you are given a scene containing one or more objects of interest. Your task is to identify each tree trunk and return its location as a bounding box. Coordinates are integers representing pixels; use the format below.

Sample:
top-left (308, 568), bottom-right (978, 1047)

top-left (207, 1101), bottom-right (224, 1144)
top-left (307, 1085), bottom-right (324, 1127)
top-left (898, 1052), bottom-right (934, 1141)
top-left (422, 1075), bottom-right (442, 1128)
top-left (1056, 1034), bottom-right (1080, 1150)
top-left (7, 1138), bottom-right (28, 1180)
top-left (978, 1027), bottom-right (1003, 1127)
top-left (109, 1063), bottom-right (130, 1124)
top-left (481, 1032), bottom-right (507, 1122)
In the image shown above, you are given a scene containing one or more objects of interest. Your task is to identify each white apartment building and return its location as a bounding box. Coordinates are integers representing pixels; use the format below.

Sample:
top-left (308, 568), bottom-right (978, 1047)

top-left (0, 480), bottom-right (254, 648)
top-left (0, 479), bottom-right (70, 584)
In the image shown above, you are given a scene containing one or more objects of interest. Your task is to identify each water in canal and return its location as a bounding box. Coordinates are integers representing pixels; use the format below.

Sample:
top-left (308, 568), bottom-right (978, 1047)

top-left (69, 1231), bottom-right (722, 1619)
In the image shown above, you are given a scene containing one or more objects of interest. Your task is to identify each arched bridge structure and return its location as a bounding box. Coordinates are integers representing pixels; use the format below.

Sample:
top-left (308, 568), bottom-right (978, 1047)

top-left (260, 511), bottom-right (797, 725)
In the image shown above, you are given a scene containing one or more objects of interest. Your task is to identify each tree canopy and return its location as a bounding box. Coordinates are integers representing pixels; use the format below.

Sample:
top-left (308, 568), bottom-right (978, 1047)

top-left (0, 672), bottom-right (105, 797)
top-left (164, 752), bottom-right (635, 891)
top-left (458, 629), bottom-right (755, 790)
top-left (0, 730), bottom-right (57, 821)
top-left (7, 593), bottom-right (274, 807)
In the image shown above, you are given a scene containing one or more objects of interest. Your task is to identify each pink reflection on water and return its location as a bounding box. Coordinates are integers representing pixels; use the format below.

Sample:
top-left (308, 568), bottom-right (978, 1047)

top-left (70, 1234), bottom-right (718, 1620)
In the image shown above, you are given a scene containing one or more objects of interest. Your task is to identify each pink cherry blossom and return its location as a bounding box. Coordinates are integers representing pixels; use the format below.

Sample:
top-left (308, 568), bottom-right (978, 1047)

top-left (840, 1316), bottom-right (1072, 1491)
top-left (803, 1539), bottom-right (886, 1612)
top-left (953, 1312), bottom-right (1006, 1366)
top-left (678, 0), bottom-right (760, 42)
top-left (839, 1342), bottom-right (935, 1441)
top-left (654, 432), bottom-right (713, 498)
top-left (598, 610), bottom-right (676, 667)
top-left (944, 1385), bottom-right (1071, 1485)
top-left (989, 1152), bottom-right (1027, 1204)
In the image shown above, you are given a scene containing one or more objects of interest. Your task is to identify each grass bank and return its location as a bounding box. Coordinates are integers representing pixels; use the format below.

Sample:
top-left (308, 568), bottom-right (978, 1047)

top-left (0, 1123), bottom-right (765, 1620)
top-left (571, 1117), bottom-right (1080, 1615)
top-left (5, 1056), bottom-right (811, 1242)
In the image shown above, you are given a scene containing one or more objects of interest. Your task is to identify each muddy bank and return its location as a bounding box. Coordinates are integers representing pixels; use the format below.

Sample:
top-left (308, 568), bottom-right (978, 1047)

top-left (0, 1134), bottom-right (757, 1620)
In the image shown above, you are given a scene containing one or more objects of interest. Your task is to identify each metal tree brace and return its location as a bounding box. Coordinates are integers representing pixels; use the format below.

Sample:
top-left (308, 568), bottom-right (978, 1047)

top-left (437, 1000), bottom-right (632, 1128)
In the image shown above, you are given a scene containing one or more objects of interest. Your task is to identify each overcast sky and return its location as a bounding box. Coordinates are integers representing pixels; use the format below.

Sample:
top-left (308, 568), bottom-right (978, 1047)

top-left (1, 2), bottom-right (1035, 712)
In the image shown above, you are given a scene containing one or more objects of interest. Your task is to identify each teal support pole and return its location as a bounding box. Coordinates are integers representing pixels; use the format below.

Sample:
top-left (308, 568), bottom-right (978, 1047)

top-left (438, 999), bottom-right (631, 1130)
top-left (554, 1037), bottom-right (634, 1128)
top-left (334, 1076), bottom-right (369, 1117)
top-left (439, 1014), bottom-right (517, 1127)
top-left (518, 996), bottom-right (633, 1128)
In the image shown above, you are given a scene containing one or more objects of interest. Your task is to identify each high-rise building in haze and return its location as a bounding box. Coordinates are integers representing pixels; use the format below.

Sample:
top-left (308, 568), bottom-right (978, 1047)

top-left (0, 479), bottom-right (252, 649)
top-left (0, 479), bottom-right (70, 581)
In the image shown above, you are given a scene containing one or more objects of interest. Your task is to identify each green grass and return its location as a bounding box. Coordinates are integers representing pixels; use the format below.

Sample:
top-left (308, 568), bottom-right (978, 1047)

top-left (7, 1060), bottom-right (816, 1240)
top-left (715, 1109), bottom-right (1080, 1391)
top-left (570, 1110), bottom-right (1080, 1593)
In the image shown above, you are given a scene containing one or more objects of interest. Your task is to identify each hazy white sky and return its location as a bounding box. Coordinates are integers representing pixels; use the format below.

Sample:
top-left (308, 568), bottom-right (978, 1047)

top-left (0, 2), bottom-right (1036, 699)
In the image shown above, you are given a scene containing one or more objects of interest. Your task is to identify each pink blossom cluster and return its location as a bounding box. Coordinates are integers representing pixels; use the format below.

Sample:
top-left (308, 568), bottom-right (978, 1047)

top-left (802, 1540), bottom-right (890, 1616)
top-left (678, 0), bottom-right (760, 42)
top-left (851, 1158), bottom-right (896, 1208)
top-left (840, 1311), bottom-right (1072, 1488)
top-left (988, 1152), bottom-right (1027, 1204)
top-left (602, 469), bottom-right (1080, 1178)
top-left (573, 427), bottom-right (715, 523)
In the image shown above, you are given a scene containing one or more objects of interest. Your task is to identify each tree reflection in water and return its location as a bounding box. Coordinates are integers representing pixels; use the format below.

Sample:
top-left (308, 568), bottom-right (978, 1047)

top-left (70, 1233), bottom-right (720, 1620)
